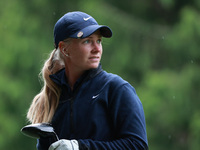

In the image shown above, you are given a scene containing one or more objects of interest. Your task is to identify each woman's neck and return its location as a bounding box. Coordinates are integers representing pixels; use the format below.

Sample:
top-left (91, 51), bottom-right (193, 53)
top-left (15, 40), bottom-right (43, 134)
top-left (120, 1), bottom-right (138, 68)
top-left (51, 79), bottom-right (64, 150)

top-left (65, 67), bottom-right (84, 90)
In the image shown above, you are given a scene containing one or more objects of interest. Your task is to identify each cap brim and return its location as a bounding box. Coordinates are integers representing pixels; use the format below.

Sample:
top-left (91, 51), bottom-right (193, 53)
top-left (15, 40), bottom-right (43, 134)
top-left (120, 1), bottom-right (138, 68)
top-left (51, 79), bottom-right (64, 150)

top-left (71, 25), bottom-right (112, 38)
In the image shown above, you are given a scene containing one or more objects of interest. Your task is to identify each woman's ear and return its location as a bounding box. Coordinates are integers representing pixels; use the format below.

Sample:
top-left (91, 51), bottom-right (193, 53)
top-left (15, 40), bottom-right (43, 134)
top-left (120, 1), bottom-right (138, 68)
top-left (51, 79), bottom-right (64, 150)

top-left (58, 41), bottom-right (69, 56)
top-left (58, 41), bottom-right (65, 52)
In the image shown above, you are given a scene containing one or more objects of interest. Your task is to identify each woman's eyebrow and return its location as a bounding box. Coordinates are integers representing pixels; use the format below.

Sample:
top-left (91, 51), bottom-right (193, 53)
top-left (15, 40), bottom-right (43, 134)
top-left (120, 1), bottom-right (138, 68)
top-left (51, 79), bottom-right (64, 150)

top-left (87, 35), bottom-right (102, 39)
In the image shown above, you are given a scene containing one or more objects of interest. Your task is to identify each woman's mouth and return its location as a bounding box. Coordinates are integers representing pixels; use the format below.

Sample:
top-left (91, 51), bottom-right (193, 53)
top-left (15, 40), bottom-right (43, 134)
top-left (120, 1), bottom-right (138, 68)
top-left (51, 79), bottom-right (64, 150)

top-left (89, 56), bottom-right (100, 62)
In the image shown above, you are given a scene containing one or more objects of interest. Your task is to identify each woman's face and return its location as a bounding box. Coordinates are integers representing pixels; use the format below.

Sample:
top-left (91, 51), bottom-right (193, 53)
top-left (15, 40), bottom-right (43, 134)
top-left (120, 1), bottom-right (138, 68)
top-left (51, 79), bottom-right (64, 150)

top-left (66, 31), bottom-right (103, 72)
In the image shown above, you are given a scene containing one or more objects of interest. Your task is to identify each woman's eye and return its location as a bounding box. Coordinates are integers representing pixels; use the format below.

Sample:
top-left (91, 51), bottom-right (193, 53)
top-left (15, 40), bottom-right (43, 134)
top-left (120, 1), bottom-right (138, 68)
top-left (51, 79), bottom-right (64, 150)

top-left (97, 39), bottom-right (101, 44)
top-left (83, 40), bottom-right (90, 44)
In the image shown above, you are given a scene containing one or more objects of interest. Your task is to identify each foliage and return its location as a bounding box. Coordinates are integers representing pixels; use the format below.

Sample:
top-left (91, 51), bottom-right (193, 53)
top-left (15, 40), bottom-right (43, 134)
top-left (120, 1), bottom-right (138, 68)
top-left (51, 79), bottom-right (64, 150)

top-left (0, 0), bottom-right (199, 149)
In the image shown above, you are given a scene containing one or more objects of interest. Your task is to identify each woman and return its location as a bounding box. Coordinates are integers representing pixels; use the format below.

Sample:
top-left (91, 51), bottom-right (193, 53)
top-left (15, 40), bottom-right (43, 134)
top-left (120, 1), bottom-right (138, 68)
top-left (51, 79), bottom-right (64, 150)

top-left (27, 11), bottom-right (148, 150)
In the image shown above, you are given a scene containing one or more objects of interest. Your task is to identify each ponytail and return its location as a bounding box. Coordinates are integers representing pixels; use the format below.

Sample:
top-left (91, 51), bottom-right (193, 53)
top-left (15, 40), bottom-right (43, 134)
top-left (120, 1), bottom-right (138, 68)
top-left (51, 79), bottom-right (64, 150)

top-left (27, 49), bottom-right (64, 123)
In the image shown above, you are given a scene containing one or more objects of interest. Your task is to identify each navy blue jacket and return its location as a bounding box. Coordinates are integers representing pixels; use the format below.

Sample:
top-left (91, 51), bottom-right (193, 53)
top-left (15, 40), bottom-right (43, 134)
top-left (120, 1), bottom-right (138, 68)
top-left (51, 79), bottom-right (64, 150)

top-left (37, 65), bottom-right (148, 150)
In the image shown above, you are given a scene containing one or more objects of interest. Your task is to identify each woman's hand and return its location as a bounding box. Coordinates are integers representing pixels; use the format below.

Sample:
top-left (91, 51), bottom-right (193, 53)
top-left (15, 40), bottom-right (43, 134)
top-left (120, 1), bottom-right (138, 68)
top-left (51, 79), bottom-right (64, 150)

top-left (48, 139), bottom-right (79, 150)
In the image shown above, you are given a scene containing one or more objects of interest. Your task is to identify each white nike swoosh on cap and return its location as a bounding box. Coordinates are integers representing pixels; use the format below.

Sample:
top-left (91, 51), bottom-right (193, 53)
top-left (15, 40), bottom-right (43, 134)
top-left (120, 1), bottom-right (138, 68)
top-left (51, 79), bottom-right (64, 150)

top-left (92, 94), bottom-right (99, 99)
top-left (83, 17), bottom-right (92, 21)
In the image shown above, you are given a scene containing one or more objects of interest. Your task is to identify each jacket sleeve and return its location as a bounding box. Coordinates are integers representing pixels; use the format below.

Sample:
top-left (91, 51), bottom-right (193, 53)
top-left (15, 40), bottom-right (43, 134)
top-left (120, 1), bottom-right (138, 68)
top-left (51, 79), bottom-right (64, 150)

top-left (78, 83), bottom-right (148, 150)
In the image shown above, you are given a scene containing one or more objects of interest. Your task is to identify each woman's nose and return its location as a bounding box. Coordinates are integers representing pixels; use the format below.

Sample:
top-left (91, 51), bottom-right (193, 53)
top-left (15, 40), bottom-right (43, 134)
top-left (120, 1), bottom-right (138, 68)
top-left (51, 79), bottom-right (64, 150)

top-left (92, 42), bottom-right (102, 52)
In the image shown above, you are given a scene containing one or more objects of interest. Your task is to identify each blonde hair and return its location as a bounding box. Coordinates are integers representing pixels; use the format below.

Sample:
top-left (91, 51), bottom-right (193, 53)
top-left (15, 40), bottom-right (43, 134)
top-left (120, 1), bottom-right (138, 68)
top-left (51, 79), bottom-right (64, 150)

top-left (27, 48), bottom-right (65, 123)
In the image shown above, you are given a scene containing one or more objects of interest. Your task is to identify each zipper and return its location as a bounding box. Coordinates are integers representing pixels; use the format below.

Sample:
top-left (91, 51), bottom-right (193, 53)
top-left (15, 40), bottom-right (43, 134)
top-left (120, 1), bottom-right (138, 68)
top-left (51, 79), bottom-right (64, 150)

top-left (68, 67), bottom-right (102, 135)
top-left (69, 79), bottom-right (86, 135)
top-left (70, 97), bottom-right (74, 134)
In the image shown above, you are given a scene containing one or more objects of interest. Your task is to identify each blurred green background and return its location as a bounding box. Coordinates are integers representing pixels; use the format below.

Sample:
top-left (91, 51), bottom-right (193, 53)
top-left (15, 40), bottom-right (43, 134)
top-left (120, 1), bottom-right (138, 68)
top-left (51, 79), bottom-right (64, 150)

top-left (1, 0), bottom-right (200, 149)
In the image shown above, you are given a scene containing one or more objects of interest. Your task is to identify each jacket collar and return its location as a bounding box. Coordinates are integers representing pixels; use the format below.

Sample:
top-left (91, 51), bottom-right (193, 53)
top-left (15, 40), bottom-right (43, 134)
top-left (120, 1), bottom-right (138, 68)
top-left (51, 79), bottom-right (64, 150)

top-left (49, 64), bottom-right (103, 87)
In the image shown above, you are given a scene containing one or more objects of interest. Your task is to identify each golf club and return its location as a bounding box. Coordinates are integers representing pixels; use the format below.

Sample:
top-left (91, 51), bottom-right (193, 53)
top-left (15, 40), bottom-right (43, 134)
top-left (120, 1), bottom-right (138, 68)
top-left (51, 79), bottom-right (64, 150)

top-left (21, 123), bottom-right (59, 142)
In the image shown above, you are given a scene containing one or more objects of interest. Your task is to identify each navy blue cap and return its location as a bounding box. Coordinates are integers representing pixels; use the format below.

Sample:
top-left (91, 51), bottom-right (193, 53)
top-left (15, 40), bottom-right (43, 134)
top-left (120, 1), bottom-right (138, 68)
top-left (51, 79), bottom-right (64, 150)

top-left (54, 11), bottom-right (112, 48)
